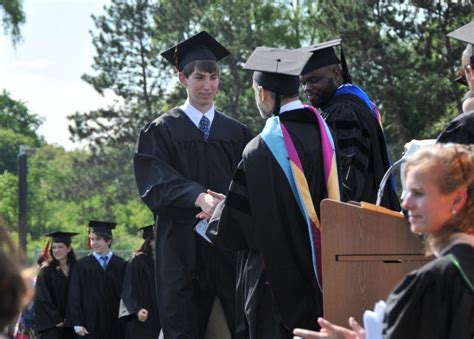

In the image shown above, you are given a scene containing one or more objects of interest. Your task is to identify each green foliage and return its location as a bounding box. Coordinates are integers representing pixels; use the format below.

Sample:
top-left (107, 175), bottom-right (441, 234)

top-left (0, 0), bottom-right (25, 45)
top-left (0, 90), bottom-right (43, 138)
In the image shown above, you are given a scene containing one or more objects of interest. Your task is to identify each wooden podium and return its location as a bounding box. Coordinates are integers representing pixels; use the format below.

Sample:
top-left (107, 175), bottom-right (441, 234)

top-left (320, 199), bottom-right (430, 325)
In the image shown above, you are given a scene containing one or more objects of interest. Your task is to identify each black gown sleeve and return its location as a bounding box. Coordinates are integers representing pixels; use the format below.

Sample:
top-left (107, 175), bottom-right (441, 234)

top-left (65, 263), bottom-right (84, 327)
top-left (437, 111), bottom-right (474, 144)
top-left (133, 121), bottom-right (206, 213)
top-left (207, 160), bottom-right (251, 251)
top-left (34, 267), bottom-right (62, 332)
top-left (119, 256), bottom-right (141, 318)
top-left (324, 102), bottom-right (371, 202)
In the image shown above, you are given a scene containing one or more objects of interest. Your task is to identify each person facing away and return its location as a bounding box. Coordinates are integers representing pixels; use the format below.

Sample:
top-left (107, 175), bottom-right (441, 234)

top-left (293, 143), bottom-right (474, 339)
top-left (438, 21), bottom-right (474, 144)
top-left (66, 221), bottom-right (127, 339)
top-left (299, 39), bottom-right (400, 210)
top-left (34, 231), bottom-right (78, 339)
top-left (119, 224), bottom-right (160, 339)
top-left (202, 47), bottom-right (342, 339)
top-left (133, 31), bottom-right (252, 339)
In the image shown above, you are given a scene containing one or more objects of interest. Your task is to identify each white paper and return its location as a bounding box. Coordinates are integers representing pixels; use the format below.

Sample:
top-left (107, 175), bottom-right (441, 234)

top-left (363, 300), bottom-right (386, 339)
top-left (195, 219), bottom-right (212, 244)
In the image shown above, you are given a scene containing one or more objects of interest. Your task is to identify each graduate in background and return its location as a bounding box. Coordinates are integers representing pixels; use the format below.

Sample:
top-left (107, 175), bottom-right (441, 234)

top-left (294, 144), bottom-right (474, 339)
top-left (67, 221), bottom-right (127, 339)
top-left (204, 47), bottom-right (341, 338)
top-left (438, 21), bottom-right (474, 144)
top-left (134, 31), bottom-right (252, 338)
top-left (299, 39), bottom-right (400, 210)
top-left (119, 224), bottom-right (160, 339)
top-left (34, 231), bottom-right (78, 339)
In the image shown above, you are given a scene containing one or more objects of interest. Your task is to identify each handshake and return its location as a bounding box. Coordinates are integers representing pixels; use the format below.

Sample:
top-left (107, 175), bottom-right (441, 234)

top-left (194, 189), bottom-right (226, 220)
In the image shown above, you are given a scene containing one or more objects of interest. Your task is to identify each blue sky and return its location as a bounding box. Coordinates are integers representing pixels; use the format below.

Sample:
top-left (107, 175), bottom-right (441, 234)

top-left (0, 0), bottom-right (113, 149)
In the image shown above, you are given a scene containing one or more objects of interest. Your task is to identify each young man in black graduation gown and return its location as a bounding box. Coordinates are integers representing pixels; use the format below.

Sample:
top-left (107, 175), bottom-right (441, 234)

top-left (67, 221), bottom-right (127, 339)
top-left (204, 48), bottom-right (342, 339)
top-left (438, 21), bottom-right (474, 145)
top-left (299, 39), bottom-right (400, 210)
top-left (34, 231), bottom-right (78, 339)
top-left (119, 225), bottom-right (160, 339)
top-left (133, 31), bottom-right (252, 339)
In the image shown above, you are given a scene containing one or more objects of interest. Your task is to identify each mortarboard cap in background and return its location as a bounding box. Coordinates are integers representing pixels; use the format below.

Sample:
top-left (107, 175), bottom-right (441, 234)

top-left (447, 21), bottom-right (474, 86)
top-left (161, 31), bottom-right (230, 72)
top-left (447, 21), bottom-right (474, 45)
top-left (244, 47), bottom-right (312, 96)
top-left (44, 231), bottom-right (78, 246)
top-left (300, 38), bottom-right (352, 83)
top-left (137, 225), bottom-right (154, 240)
top-left (88, 220), bottom-right (117, 236)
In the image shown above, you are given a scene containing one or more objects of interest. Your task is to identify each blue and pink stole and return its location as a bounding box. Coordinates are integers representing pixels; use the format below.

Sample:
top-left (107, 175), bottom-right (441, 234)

top-left (335, 83), bottom-right (382, 126)
top-left (260, 105), bottom-right (340, 291)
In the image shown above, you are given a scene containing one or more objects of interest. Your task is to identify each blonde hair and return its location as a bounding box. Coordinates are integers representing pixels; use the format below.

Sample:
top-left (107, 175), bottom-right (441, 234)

top-left (404, 144), bottom-right (474, 252)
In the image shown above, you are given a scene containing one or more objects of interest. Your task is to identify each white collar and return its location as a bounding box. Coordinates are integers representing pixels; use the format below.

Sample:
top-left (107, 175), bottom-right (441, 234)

top-left (179, 99), bottom-right (215, 128)
top-left (279, 99), bottom-right (304, 114)
top-left (93, 251), bottom-right (112, 260)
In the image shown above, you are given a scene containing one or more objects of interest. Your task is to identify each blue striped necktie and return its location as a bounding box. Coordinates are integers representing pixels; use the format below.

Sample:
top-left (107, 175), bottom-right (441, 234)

top-left (100, 256), bottom-right (108, 270)
top-left (199, 115), bottom-right (210, 140)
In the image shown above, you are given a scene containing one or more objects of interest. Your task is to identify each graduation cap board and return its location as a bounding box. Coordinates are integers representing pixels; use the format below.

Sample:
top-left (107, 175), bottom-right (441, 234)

top-left (243, 47), bottom-right (312, 96)
top-left (88, 220), bottom-right (117, 236)
top-left (300, 38), bottom-right (352, 83)
top-left (447, 21), bottom-right (474, 86)
top-left (137, 225), bottom-right (154, 240)
top-left (161, 31), bottom-right (230, 71)
top-left (44, 231), bottom-right (79, 246)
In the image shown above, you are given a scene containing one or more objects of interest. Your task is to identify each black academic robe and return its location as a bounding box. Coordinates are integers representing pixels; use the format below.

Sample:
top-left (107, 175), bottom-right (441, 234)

top-left (437, 110), bottom-right (474, 144)
top-left (133, 108), bottom-right (252, 339)
top-left (119, 253), bottom-right (160, 339)
top-left (34, 264), bottom-right (75, 339)
top-left (320, 91), bottom-right (400, 210)
top-left (208, 108), bottom-right (331, 339)
top-left (66, 254), bottom-right (127, 339)
top-left (383, 243), bottom-right (474, 338)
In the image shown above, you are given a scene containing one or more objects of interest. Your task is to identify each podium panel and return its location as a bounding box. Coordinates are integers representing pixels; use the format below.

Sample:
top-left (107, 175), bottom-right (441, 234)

top-left (320, 199), bottom-right (430, 325)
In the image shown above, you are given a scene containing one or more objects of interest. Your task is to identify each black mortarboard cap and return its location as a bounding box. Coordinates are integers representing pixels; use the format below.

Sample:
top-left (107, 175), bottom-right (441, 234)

top-left (137, 225), bottom-right (154, 240)
top-left (44, 231), bottom-right (79, 246)
top-left (161, 31), bottom-right (230, 72)
top-left (88, 220), bottom-right (117, 236)
top-left (447, 22), bottom-right (474, 86)
top-left (244, 47), bottom-right (311, 96)
top-left (300, 38), bottom-right (352, 83)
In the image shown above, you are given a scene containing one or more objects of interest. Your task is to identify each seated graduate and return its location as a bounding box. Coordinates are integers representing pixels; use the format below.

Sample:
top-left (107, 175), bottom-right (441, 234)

top-left (202, 47), bottom-right (341, 338)
top-left (34, 231), bottom-right (78, 339)
top-left (67, 221), bottom-right (127, 339)
top-left (293, 143), bottom-right (474, 339)
top-left (119, 224), bottom-right (160, 339)
top-left (437, 21), bottom-right (474, 144)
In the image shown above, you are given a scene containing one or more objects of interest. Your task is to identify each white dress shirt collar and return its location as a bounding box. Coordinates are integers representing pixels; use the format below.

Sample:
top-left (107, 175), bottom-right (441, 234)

top-left (179, 99), bottom-right (215, 128)
top-left (279, 99), bottom-right (304, 114)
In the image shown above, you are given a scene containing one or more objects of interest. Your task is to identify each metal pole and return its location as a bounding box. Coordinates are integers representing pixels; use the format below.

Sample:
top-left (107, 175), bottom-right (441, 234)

top-left (18, 145), bottom-right (27, 256)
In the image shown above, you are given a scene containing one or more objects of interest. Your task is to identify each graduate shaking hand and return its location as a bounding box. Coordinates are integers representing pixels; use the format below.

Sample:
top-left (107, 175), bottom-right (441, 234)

top-left (195, 190), bottom-right (226, 219)
top-left (74, 326), bottom-right (89, 336)
top-left (293, 317), bottom-right (365, 339)
top-left (137, 308), bottom-right (149, 322)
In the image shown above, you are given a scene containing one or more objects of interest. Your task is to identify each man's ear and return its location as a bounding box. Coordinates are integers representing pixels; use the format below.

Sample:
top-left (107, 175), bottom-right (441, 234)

top-left (258, 86), bottom-right (267, 102)
top-left (178, 72), bottom-right (187, 87)
top-left (333, 65), bottom-right (344, 84)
